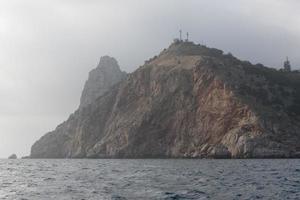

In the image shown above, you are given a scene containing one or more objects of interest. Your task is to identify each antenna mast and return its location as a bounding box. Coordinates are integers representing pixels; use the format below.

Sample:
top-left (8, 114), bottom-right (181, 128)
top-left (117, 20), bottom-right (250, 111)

top-left (179, 30), bottom-right (182, 41)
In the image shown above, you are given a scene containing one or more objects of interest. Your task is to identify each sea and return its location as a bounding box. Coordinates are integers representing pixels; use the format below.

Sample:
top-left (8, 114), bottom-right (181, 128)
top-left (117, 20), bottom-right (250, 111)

top-left (0, 159), bottom-right (299, 200)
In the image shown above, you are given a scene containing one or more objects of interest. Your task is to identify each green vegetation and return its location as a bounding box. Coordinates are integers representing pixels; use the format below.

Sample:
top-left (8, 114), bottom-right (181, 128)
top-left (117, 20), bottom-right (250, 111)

top-left (242, 64), bottom-right (300, 116)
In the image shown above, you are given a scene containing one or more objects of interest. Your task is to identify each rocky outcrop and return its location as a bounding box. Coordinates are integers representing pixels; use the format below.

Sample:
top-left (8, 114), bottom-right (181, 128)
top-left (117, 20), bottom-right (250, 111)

top-left (30, 41), bottom-right (300, 158)
top-left (8, 154), bottom-right (17, 159)
top-left (79, 56), bottom-right (126, 108)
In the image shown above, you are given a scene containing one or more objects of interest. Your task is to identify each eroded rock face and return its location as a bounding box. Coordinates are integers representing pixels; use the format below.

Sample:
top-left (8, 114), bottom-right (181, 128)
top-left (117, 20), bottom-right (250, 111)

top-left (30, 41), bottom-right (300, 158)
top-left (79, 56), bottom-right (126, 109)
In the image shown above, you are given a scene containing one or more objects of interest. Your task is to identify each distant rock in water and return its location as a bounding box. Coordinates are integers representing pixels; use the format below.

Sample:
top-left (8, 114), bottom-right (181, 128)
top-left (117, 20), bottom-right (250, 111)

top-left (79, 56), bottom-right (126, 109)
top-left (30, 41), bottom-right (300, 158)
top-left (8, 154), bottom-right (17, 159)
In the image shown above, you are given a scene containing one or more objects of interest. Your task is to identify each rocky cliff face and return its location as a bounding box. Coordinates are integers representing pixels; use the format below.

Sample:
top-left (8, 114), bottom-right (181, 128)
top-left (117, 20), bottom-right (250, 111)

top-left (31, 41), bottom-right (300, 158)
top-left (79, 56), bottom-right (126, 108)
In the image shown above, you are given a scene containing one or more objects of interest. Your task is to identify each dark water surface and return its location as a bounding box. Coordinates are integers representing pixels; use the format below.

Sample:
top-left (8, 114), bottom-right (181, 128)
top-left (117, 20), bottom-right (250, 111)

top-left (0, 159), bottom-right (299, 200)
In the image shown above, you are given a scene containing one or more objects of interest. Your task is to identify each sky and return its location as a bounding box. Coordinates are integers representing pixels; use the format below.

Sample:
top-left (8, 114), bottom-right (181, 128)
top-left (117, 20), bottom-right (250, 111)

top-left (0, 0), bottom-right (300, 158)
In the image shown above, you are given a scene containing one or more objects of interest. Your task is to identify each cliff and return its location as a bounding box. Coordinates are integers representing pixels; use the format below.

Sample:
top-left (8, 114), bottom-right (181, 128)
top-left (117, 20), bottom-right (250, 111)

top-left (79, 56), bottom-right (126, 108)
top-left (30, 41), bottom-right (300, 158)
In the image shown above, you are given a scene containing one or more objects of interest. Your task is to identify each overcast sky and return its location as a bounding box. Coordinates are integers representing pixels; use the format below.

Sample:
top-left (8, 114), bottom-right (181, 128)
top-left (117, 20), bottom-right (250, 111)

top-left (0, 0), bottom-right (300, 158)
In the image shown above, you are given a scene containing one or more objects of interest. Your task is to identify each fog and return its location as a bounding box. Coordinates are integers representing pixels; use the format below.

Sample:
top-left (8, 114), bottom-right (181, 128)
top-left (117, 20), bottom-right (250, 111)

top-left (0, 0), bottom-right (300, 158)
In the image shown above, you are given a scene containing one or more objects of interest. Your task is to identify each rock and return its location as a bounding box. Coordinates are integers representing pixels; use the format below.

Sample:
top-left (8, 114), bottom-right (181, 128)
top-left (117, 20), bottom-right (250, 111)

top-left (79, 56), bottom-right (126, 109)
top-left (21, 156), bottom-right (30, 159)
top-left (30, 41), bottom-right (300, 158)
top-left (209, 144), bottom-right (231, 158)
top-left (8, 154), bottom-right (17, 159)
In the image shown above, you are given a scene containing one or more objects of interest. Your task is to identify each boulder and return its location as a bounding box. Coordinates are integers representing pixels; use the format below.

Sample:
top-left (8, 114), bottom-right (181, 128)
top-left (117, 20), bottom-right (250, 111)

top-left (8, 154), bottom-right (17, 159)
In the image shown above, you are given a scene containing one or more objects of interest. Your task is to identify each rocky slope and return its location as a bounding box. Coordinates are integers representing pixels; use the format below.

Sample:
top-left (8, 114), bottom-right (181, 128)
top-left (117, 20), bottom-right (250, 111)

top-left (79, 56), bottom-right (126, 108)
top-left (31, 41), bottom-right (300, 158)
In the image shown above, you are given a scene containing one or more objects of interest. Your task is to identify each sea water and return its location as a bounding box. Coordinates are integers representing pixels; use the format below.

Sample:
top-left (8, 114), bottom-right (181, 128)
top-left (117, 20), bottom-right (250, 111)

top-left (0, 159), bottom-right (299, 199)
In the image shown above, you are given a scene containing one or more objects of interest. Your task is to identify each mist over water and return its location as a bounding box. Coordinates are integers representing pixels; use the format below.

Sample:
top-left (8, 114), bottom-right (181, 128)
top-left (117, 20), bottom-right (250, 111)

top-left (0, 159), bottom-right (299, 199)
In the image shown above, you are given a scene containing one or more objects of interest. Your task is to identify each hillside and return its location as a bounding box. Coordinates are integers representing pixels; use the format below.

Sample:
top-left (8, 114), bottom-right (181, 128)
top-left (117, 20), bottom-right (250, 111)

top-left (30, 41), bottom-right (300, 158)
